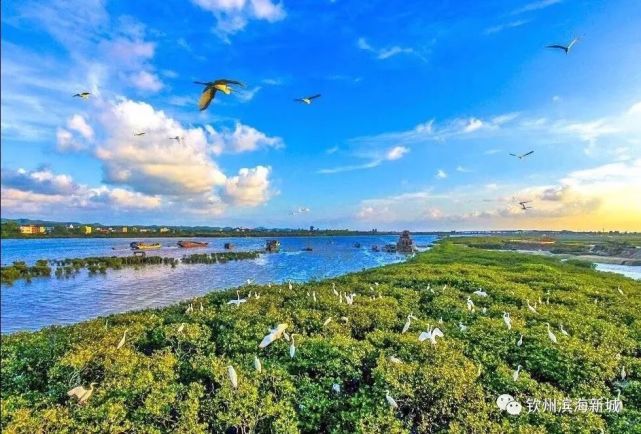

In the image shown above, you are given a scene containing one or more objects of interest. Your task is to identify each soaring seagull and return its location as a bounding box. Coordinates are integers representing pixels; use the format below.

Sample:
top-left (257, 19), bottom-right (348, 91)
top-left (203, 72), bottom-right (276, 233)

top-left (519, 201), bottom-right (533, 211)
top-left (194, 79), bottom-right (245, 111)
top-left (509, 151), bottom-right (534, 160)
top-left (133, 131), bottom-right (146, 136)
top-left (547, 37), bottom-right (580, 54)
top-left (73, 92), bottom-right (91, 99)
top-left (168, 136), bottom-right (183, 143)
top-left (294, 94), bottom-right (321, 105)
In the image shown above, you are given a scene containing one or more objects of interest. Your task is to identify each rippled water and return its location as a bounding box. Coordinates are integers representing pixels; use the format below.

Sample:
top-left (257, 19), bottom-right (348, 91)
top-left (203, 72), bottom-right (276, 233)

top-left (595, 263), bottom-right (641, 280)
top-left (1, 235), bottom-right (436, 334)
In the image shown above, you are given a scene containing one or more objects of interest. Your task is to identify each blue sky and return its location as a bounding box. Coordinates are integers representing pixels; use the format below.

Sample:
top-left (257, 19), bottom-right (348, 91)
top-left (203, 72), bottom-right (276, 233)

top-left (2, 0), bottom-right (640, 231)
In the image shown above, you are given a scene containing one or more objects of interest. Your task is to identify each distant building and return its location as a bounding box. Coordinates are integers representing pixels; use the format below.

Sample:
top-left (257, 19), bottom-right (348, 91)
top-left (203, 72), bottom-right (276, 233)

top-left (159, 227), bottom-right (170, 233)
top-left (19, 225), bottom-right (45, 235)
top-left (121, 227), bottom-right (128, 233)
top-left (83, 226), bottom-right (92, 235)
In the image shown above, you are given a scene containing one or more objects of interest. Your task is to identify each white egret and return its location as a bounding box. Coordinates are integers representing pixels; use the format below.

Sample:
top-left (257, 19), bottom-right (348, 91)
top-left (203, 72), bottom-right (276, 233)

top-left (332, 383), bottom-right (341, 394)
top-left (473, 290), bottom-right (488, 297)
top-left (288, 281), bottom-right (293, 291)
top-left (67, 383), bottom-right (96, 404)
top-left (546, 323), bottom-right (558, 344)
top-left (385, 390), bottom-right (399, 409)
top-left (227, 290), bottom-right (247, 306)
top-left (458, 322), bottom-right (468, 332)
top-left (517, 334), bottom-right (523, 347)
top-left (466, 297), bottom-right (475, 312)
top-left (339, 292), bottom-right (343, 304)
top-left (289, 334), bottom-right (298, 358)
top-left (402, 313), bottom-right (417, 333)
top-left (503, 312), bottom-right (512, 330)
top-left (227, 365), bottom-right (238, 388)
top-left (259, 323), bottom-right (289, 348)
top-left (185, 303), bottom-right (194, 314)
top-left (389, 355), bottom-right (403, 364)
top-left (443, 284), bottom-right (448, 290)
top-left (546, 37), bottom-right (580, 54)
top-left (513, 365), bottom-right (522, 381)
top-left (421, 325), bottom-right (445, 345)
top-left (482, 307), bottom-right (487, 314)
top-left (526, 299), bottom-right (538, 314)
top-left (559, 324), bottom-right (569, 336)
top-left (617, 286), bottom-right (624, 295)
top-left (438, 317), bottom-right (443, 324)
top-left (254, 356), bottom-right (262, 373)
top-left (323, 317), bottom-right (333, 327)
top-left (294, 94), bottom-right (321, 104)
top-left (621, 366), bottom-right (626, 380)
top-left (200, 302), bottom-right (204, 312)
top-left (116, 329), bottom-right (128, 350)
top-left (178, 323), bottom-right (185, 333)
top-left (312, 291), bottom-right (317, 303)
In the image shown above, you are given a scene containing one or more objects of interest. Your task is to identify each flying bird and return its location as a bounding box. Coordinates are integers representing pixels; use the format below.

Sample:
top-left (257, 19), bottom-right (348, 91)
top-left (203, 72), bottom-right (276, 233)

top-left (67, 383), bottom-right (97, 404)
top-left (519, 201), bottom-right (533, 211)
top-left (509, 151), bottom-right (534, 160)
top-left (259, 323), bottom-right (288, 348)
top-left (133, 131), bottom-right (146, 136)
top-left (547, 37), bottom-right (580, 54)
top-left (194, 79), bottom-right (245, 111)
top-left (73, 92), bottom-right (91, 99)
top-left (227, 290), bottom-right (247, 307)
top-left (294, 94), bottom-right (321, 105)
top-left (168, 136), bottom-right (183, 143)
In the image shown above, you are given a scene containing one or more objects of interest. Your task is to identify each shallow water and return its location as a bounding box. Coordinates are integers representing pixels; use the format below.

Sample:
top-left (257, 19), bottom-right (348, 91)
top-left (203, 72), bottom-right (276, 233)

top-left (1, 235), bottom-right (436, 334)
top-left (594, 263), bottom-right (641, 280)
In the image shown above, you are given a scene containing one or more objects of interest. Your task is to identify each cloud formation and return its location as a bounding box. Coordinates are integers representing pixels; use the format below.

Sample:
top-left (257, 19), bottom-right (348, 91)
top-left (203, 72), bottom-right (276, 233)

top-left (192, 0), bottom-right (286, 40)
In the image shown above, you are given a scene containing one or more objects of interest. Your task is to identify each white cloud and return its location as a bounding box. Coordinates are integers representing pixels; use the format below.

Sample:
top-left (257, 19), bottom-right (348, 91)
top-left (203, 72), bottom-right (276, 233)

top-left (88, 187), bottom-right (161, 209)
top-left (357, 37), bottom-right (416, 60)
top-left (463, 118), bottom-right (484, 133)
top-left (236, 86), bottom-right (262, 102)
top-left (224, 166), bottom-right (272, 206)
top-left (209, 122), bottom-right (284, 154)
top-left (129, 71), bottom-right (164, 92)
top-left (192, 0), bottom-right (286, 40)
top-left (67, 114), bottom-right (94, 139)
top-left (435, 169), bottom-right (447, 179)
top-left (56, 128), bottom-right (86, 152)
top-left (386, 146), bottom-right (409, 161)
top-left (511, 0), bottom-right (562, 15)
top-left (484, 20), bottom-right (529, 35)
top-left (456, 165), bottom-right (472, 173)
top-left (1, 167), bottom-right (80, 195)
top-left (628, 101), bottom-right (641, 115)
top-left (290, 206), bottom-right (311, 215)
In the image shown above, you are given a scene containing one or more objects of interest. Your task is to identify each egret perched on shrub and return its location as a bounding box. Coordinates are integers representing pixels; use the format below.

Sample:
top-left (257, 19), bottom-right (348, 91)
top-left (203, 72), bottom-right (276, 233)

top-left (323, 317), bottom-right (333, 327)
top-left (559, 324), bottom-right (569, 336)
top-left (332, 383), bottom-right (341, 394)
top-left (116, 329), bottom-right (128, 350)
top-left (513, 365), bottom-right (522, 381)
top-left (466, 297), bottom-right (475, 312)
top-left (546, 323), bottom-right (558, 344)
top-left (227, 365), bottom-right (238, 388)
top-left (332, 282), bottom-right (338, 296)
top-left (473, 289), bottom-right (488, 297)
top-left (67, 383), bottom-right (96, 404)
top-left (254, 356), bottom-right (262, 373)
top-left (178, 323), bottom-right (185, 333)
top-left (385, 390), bottom-right (399, 409)
top-left (389, 355), bottom-right (402, 364)
top-left (289, 334), bottom-right (298, 358)
top-left (458, 322), bottom-right (468, 332)
top-left (621, 366), bottom-right (626, 380)
top-left (419, 325), bottom-right (444, 345)
top-left (259, 323), bottom-right (288, 348)
top-left (517, 334), bottom-right (523, 347)
top-left (402, 313), bottom-right (417, 333)
top-left (503, 312), bottom-right (512, 330)
top-left (185, 303), bottom-right (194, 314)
top-left (228, 290), bottom-right (247, 306)
top-left (526, 299), bottom-right (538, 314)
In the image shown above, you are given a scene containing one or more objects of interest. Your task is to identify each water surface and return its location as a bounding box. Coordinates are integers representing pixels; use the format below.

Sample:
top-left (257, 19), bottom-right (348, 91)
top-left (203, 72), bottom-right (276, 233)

top-left (1, 235), bottom-right (436, 333)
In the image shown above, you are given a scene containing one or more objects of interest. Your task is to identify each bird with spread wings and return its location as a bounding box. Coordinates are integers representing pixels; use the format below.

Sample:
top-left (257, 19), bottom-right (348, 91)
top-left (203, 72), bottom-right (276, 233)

top-left (194, 79), bottom-right (245, 111)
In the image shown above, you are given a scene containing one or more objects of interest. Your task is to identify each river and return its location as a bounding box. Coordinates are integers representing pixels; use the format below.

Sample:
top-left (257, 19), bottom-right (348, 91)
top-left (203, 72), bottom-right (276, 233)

top-left (1, 235), bottom-right (436, 334)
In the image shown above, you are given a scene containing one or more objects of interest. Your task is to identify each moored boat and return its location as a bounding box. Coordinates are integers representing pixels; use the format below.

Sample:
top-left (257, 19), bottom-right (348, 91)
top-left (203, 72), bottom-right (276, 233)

top-left (266, 240), bottom-right (281, 253)
top-left (130, 242), bottom-right (161, 250)
top-left (177, 240), bottom-right (209, 248)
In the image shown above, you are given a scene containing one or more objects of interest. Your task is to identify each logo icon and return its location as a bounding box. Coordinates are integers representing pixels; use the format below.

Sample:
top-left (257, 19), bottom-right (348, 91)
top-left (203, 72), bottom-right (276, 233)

top-left (496, 394), bottom-right (522, 415)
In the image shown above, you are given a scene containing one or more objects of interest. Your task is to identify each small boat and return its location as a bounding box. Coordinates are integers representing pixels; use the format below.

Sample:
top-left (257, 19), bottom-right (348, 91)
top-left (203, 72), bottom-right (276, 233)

top-left (372, 245), bottom-right (380, 252)
top-left (224, 242), bottom-right (234, 250)
top-left (353, 243), bottom-right (362, 248)
top-left (177, 240), bottom-right (209, 248)
top-left (383, 244), bottom-right (397, 253)
top-left (302, 247), bottom-right (313, 252)
top-left (130, 242), bottom-right (161, 250)
top-left (266, 240), bottom-right (281, 253)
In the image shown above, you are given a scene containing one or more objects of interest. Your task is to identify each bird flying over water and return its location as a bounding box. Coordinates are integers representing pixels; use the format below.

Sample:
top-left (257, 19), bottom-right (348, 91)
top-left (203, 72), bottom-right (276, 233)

top-left (547, 37), bottom-right (580, 54)
top-left (194, 79), bottom-right (245, 111)
top-left (73, 92), bottom-right (91, 99)
top-left (509, 151), bottom-right (534, 160)
top-left (294, 94), bottom-right (321, 104)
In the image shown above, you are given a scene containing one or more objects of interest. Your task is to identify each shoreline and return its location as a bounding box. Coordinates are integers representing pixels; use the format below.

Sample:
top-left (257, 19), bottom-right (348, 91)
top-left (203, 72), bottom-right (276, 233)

top-left (502, 248), bottom-right (641, 266)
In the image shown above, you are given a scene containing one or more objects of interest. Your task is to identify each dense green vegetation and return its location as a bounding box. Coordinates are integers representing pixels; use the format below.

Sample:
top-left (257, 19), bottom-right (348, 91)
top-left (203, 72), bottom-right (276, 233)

top-left (1, 243), bottom-right (640, 433)
top-left (1, 252), bottom-right (261, 285)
